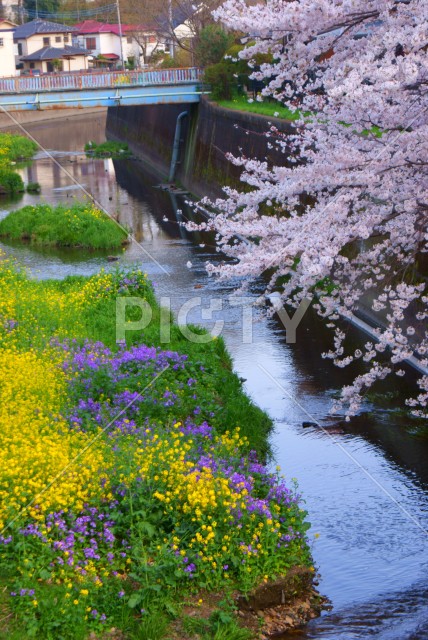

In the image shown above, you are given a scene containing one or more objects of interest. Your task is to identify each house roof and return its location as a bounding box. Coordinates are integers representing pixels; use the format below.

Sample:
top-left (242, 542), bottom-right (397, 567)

top-left (154, 6), bottom-right (189, 32)
top-left (14, 18), bottom-right (76, 40)
top-left (0, 19), bottom-right (17, 29)
top-left (22, 44), bottom-right (89, 61)
top-left (75, 20), bottom-right (151, 36)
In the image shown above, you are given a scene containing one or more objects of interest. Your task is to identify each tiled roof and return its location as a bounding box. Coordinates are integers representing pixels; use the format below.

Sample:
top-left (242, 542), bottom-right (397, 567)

top-left (75, 20), bottom-right (151, 36)
top-left (21, 44), bottom-right (89, 60)
top-left (14, 18), bottom-right (76, 40)
top-left (0, 19), bottom-right (17, 29)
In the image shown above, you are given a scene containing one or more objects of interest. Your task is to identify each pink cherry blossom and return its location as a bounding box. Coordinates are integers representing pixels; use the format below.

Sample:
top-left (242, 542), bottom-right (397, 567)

top-left (196, 0), bottom-right (428, 415)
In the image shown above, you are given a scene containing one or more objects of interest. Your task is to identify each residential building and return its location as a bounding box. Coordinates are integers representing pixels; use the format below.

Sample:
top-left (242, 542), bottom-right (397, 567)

top-left (14, 18), bottom-right (89, 73)
top-left (0, 18), bottom-right (16, 77)
top-left (74, 20), bottom-right (165, 68)
top-left (20, 44), bottom-right (90, 73)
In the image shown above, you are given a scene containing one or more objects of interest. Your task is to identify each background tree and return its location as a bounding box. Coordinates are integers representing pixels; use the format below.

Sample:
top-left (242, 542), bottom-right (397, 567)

top-left (23, 0), bottom-right (60, 17)
top-left (196, 0), bottom-right (428, 416)
top-left (195, 23), bottom-right (233, 66)
top-left (121, 0), bottom-right (224, 61)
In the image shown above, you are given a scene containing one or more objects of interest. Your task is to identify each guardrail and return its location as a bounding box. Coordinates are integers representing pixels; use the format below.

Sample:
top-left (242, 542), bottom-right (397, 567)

top-left (0, 67), bottom-right (203, 94)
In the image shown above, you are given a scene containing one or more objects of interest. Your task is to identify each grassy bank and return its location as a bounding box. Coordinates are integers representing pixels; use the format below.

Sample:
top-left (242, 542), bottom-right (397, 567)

top-left (0, 202), bottom-right (129, 250)
top-left (0, 254), bottom-right (313, 639)
top-left (215, 96), bottom-right (301, 121)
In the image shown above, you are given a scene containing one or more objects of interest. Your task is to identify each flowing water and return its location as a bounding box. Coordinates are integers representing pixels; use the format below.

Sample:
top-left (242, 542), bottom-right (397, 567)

top-left (1, 112), bottom-right (427, 639)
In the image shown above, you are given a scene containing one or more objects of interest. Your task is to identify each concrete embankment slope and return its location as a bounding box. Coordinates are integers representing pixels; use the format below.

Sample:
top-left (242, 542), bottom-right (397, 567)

top-left (106, 96), bottom-right (294, 199)
top-left (0, 106), bottom-right (107, 131)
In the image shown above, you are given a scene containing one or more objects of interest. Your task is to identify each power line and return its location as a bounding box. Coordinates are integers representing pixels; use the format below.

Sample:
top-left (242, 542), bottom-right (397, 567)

top-left (22, 3), bottom-right (118, 21)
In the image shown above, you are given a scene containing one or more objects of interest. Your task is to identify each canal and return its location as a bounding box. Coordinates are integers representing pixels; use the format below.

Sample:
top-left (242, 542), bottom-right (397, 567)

top-left (1, 112), bottom-right (427, 639)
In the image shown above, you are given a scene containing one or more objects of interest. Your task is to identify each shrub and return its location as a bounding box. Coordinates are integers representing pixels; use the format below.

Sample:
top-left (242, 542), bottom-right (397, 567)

top-left (149, 49), bottom-right (165, 65)
top-left (159, 54), bottom-right (177, 69)
top-left (0, 168), bottom-right (24, 194)
top-left (204, 62), bottom-right (235, 100)
top-left (26, 181), bottom-right (41, 193)
top-left (125, 55), bottom-right (136, 70)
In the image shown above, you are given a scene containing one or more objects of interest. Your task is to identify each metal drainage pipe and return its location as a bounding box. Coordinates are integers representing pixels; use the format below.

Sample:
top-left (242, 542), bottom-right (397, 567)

top-left (168, 110), bottom-right (188, 183)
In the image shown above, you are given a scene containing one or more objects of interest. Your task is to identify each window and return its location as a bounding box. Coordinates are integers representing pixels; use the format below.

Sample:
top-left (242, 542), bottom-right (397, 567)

top-left (30, 62), bottom-right (35, 69)
top-left (127, 36), bottom-right (132, 44)
top-left (0, 39), bottom-right (3, 47)
top-left (86, 37), bottom-right (96, 50)
top-left (63, 34), bottom-right (69, 43)
top-left (55, 36), bottom-right (61, 43)
top-left (18, 42), bottom-right (23, 55)
top-left (43, 37), bottom-right (50, 46)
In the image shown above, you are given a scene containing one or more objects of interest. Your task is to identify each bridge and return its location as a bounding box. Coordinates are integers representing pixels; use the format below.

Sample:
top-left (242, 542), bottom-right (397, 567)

top-left (0, 67), bottom-right (206, 111)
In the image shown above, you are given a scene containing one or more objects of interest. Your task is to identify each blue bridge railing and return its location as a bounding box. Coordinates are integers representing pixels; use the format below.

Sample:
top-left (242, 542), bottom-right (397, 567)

top-left (0, 67), bottom-right (203, 94)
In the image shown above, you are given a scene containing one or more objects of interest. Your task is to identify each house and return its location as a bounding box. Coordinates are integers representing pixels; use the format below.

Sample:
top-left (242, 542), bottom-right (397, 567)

top-left (0, 18), bottom-right (16, 77)
top-left (14, 18), bottom-right (89, 73)
top-left (74, 20), bottom-right (165, 68)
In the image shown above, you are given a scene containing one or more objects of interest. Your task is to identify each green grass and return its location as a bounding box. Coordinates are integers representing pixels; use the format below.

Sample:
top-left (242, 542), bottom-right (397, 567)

top-left (0, 261), bottom-right (315, 639)
top-left (85, 140), bottom-right (132, 158)
top-left (216, 95), bottom-right (302, 120)
top-left (0, 201), bottom-right (129, 250)
top-left (0, 133), bottom-right (38, 162)
top-left (3, 265), bottom-right (272, 457)
top-left (218, 98), bottom-right (385, 136)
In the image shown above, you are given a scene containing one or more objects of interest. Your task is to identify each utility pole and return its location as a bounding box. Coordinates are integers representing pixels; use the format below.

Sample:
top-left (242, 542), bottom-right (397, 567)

top-left (168, 0), bottom-right (175, 59)
top-left (116, 0), bottom-right (125, 69)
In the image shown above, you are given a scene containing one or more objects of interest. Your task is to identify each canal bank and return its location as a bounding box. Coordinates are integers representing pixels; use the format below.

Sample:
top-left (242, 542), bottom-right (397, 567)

top-left (106, 96), bottom-right (294, 199)
top-left (0, 106), bottom-right (107, 132)
top-left (1, 113), bottom-right (427, 639)
top-left (107, 98), bottom-right (428, 382)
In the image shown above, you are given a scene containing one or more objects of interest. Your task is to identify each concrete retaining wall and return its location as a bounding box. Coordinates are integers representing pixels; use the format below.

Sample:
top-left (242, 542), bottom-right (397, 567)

top-left (106, 97), bottom-right (294, 199)
top-left (0, 106), bottom-right (107, 131)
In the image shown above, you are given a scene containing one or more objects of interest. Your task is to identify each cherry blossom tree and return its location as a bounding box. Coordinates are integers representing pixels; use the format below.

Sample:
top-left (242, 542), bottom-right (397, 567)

top-left (196, 0), bottom-right (428, 416)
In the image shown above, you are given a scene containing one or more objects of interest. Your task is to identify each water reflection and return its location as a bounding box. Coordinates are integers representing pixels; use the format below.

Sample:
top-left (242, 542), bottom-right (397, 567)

top-left (0, 113), bottom-right (427, 639)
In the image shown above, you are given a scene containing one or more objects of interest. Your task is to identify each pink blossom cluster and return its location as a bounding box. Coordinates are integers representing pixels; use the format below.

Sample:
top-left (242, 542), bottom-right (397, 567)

top-left (199, 0), bottom-right (428, 415)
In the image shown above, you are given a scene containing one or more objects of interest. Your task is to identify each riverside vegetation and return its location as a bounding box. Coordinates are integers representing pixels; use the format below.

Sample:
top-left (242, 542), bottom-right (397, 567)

top-left (0, 133), bottom-right (38, 195)
top-left (0, 202), bottom-right (129, 250)
top-left (0, 252), bottom-right (314, 639)
top-left (84, 140), bottom-right (132, 159)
